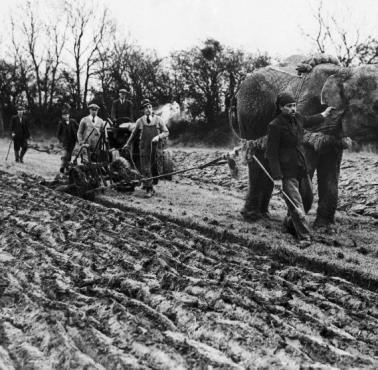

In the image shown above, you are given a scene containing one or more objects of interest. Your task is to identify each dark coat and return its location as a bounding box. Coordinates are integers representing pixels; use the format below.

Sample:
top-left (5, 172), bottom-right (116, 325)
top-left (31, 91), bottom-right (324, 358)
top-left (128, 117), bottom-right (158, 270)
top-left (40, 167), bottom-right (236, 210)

top-left (111, 99), bottom-right (134, 123)
top-left (266, 113), bottom-right (324, 179)
top-left (57, 118), bottom-right (79, 149)
top-left (11, 115), bottom-right (30, 141)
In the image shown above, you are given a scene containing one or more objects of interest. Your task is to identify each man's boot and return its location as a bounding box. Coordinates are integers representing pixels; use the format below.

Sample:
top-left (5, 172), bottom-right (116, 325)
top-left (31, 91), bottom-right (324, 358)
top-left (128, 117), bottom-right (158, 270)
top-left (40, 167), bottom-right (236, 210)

top-left (241, 208), bottom-right (263, 222)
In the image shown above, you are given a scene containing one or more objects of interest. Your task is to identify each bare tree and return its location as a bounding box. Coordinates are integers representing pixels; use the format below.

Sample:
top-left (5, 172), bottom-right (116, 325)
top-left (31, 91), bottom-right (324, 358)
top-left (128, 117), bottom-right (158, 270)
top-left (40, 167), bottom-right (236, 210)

top-left (10, 0), bottom-right (68, 112)
top-left (65, 0), bottom-right (115, 109)
top-left (302, 0), bottom-right (375, 66)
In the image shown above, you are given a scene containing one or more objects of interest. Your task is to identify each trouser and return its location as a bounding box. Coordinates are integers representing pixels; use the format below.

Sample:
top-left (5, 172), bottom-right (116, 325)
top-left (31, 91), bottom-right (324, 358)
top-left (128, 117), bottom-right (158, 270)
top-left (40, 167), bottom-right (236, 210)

top-left (61, 147), bottom-right (74, 170)
top-left (282, 176), bottom-right (312, 239)
top-left (306, 146), bottom-right (343, 225)
top-left (14, 139), bottom-right (28, 161)
top-left (243, 150), bottom-right (274, 217)
top-left (139, 151), bottom-right (159, 190)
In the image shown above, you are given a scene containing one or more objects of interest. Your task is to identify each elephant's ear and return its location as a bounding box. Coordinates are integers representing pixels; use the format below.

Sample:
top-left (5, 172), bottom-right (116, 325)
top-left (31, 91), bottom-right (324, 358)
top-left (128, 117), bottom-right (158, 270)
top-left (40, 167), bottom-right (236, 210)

top-left (321, 75), bottom-right (344, 109)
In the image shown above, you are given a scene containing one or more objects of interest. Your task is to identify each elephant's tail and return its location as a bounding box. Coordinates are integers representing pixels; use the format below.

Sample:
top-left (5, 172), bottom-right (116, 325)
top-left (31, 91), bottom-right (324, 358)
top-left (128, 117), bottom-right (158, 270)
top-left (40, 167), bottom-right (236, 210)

top-left (228, 95), bottom-right (242, 139)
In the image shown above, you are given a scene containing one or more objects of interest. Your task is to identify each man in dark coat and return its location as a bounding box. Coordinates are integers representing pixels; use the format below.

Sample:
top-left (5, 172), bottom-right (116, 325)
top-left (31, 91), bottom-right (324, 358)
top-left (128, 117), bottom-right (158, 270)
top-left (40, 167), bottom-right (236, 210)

top-left (111, 88), bottom-right (134, 124)
top-left (11, 105), bottom-right (30, 163)
top-left (266, 92), bottom-right (334, 240)
top-left (56, 107), bottom-right (79, 173)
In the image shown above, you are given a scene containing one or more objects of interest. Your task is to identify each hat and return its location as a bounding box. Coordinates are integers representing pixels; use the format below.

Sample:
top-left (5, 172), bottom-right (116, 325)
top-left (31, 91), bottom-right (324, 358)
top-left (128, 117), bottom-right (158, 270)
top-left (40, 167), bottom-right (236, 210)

top-left (17, 104), bottom-right (26, 111)
top-left (62, 103), bottom-right (70, 115)
top-left (88, 103), bottom-right (100, 110)
top-left (140, 99), bottom-right (152, 109)
top-left (119, 88), bottom-right (129, 94)
top-left (277, 92), bottom-right (296, 107)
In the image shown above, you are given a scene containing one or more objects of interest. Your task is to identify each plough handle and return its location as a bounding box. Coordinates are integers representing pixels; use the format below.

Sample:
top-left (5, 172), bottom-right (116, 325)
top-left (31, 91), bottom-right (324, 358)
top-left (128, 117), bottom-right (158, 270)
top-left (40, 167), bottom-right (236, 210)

top-left (5, 138), bottom-right (13, 161)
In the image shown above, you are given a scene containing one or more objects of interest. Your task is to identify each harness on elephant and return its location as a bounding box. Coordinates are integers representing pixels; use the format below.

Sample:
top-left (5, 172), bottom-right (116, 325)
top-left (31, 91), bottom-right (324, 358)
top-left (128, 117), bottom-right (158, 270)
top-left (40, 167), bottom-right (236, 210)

top-left (294, 73), bottom-right (309, 104)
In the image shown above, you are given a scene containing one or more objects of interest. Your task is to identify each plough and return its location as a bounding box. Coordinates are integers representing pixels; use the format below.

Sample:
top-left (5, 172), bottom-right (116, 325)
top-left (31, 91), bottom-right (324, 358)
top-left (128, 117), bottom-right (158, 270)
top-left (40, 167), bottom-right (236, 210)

top-left (45, 118), bottom-right (240, 199)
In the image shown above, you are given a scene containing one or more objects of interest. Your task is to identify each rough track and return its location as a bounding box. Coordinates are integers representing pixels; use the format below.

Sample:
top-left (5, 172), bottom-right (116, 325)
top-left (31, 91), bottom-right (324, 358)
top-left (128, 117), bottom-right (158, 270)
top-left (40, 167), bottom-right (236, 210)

top-left (1, 171), bottom-right (378, 369)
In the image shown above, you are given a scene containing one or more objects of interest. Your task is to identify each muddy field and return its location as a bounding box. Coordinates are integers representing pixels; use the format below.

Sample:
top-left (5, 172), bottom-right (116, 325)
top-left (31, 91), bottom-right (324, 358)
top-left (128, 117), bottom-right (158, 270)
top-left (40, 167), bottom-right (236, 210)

top-left (1, 141), bottom-right (378, 369)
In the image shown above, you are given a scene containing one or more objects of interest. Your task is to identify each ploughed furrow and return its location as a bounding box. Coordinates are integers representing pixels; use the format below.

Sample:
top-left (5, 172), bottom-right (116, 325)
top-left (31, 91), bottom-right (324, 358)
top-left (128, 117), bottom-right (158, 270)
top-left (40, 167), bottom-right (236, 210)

top-left (0, 171), bottom-right (378, 369)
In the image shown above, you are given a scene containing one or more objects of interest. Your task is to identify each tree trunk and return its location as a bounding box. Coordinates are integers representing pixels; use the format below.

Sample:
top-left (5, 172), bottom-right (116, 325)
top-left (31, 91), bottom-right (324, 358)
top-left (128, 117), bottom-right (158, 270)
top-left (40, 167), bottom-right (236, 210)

top-left (0, 104), bottom-right (5, 137)
top-left (75, 59), bottom-right (81, 110)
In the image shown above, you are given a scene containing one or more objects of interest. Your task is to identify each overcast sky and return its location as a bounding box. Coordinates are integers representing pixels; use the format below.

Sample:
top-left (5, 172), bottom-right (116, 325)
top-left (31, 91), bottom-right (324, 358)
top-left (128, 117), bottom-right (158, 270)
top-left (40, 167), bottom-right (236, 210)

top-left (109, 0), bottom-right (378, 57)
top-left (2, 0), bottom-right (378, 58)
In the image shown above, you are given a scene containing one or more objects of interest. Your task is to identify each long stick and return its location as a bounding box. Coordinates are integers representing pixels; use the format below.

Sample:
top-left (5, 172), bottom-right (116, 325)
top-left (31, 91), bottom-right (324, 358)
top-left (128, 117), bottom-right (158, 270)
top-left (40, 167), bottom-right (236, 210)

top-left (252, 154), bottom-right (299, 210)
top-left (142, 157), bottom-right (227, 183)
top-left (5, 138), bottom-right (13, 161)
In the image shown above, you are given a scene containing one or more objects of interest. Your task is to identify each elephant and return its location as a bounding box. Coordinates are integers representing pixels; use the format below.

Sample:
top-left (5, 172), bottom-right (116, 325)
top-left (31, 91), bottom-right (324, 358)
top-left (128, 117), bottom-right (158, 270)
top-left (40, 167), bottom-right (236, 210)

top-left (231, 55), bottom-right (378, 227)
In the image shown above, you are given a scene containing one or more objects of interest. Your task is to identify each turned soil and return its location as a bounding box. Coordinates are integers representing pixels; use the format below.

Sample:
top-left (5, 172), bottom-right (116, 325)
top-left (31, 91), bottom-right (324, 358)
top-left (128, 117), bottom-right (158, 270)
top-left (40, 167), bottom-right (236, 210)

top-left (0, 139), bottom-right (378, 369)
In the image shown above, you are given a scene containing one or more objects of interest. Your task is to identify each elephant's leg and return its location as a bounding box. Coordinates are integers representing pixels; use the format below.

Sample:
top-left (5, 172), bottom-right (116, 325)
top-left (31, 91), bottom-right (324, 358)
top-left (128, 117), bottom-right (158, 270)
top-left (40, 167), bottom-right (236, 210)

top-left (242, 151), bottom-right (271, 221)
top-left (242, 160), bottom-right (262, 220)
top-left (259, 171), bottom-right (274, 216)
top-left (314, 148), bottom-right (343, 227)
top-left (303, 146), bottom-right (319, 213)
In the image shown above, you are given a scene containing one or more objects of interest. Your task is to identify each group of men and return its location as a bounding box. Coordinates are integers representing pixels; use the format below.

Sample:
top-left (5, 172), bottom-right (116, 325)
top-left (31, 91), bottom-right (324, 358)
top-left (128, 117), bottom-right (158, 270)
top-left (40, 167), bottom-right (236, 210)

top-left (51, 89), bottom-right (168, 196)
top-left (9, 90), bottom-right (169, 196)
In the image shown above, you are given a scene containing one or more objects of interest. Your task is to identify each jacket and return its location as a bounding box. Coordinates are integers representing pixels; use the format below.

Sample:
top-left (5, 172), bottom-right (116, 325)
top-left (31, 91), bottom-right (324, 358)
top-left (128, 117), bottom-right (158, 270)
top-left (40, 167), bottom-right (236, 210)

top-left (111, 99), bottom-right (134, 123)
top-left (11, 115), bottom-right (30, 141)
top-left (266, 112), bottom-right (324, 179)
top-left (125, 114), bottom-right (169, 148)
top-left (57, 118), bottom-right (78, 149)
top-left (77, 115), bottom-right (107, 149)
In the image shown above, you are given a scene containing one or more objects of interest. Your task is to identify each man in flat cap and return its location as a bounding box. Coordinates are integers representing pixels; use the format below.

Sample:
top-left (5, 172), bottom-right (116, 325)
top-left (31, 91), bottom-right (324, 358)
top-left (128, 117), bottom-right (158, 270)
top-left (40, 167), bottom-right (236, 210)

top-left (77, 103), bottom-right (107, 163)
top-left (266, 91), bottom-right (334, 241)
top-left (111, 88), bottom-right (134, 125)
top-left (56, 105), bottom-right (78, 173)
top-left (11, 104), bottom-right (30, 163)
top-left (124, 99), bottom-right (169, 197)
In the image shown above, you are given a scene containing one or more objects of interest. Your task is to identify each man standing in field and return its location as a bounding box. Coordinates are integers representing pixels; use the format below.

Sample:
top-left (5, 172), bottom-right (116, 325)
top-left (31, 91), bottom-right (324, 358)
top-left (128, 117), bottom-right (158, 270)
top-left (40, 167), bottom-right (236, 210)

top-left (77, 103), bottom-right (107, 163)
top-left (111, 88), bottom-right (134, 125)
top-left (56, 106), bottom-right (78, 173)
top-left (123, 99), bottom-right (169, 197)
top-left (266, 92), bottom-right (334, 240)
top-left (11, 105), bottom-right (30, 163)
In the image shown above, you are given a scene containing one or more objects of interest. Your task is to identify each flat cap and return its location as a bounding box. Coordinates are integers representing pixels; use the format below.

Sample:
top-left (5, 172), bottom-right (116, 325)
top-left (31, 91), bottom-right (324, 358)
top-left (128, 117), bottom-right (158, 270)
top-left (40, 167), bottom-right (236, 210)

top-left (276, 92), bottom-right (296, 107)
top-left (119, 88), bottom-right (129, 93)
top-left (140, 98), bottom-right (152, 109)
top-left (88, 103), bottom-right (100, 110)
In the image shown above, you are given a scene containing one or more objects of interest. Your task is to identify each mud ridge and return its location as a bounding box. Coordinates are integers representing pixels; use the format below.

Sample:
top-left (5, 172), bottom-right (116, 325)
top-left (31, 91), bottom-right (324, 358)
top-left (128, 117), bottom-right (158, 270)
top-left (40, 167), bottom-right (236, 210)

top-left (95, 195), bottom-right (378, 293)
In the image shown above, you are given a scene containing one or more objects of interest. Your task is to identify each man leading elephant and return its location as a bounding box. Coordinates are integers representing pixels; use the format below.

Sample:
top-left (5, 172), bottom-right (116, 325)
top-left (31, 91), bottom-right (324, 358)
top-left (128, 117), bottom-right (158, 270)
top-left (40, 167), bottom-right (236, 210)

top-left (265, 92), bottom-right (334, 240)
top-left (233, 56), bottom-right (378, 228)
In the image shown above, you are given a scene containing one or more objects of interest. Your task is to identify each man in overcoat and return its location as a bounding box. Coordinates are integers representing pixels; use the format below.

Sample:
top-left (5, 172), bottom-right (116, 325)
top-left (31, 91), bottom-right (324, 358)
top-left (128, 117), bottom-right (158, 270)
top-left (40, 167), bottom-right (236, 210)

top-left (266, 92), bottom-right (334, 240)
top-left (111, 88), bottom-right (134, 124)
top-left (56, 106), bottom-right (78, 173)
top-left (77, 103), bottom-right (107, 163)
top-left (11, 105), bottom-right (30, 163)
